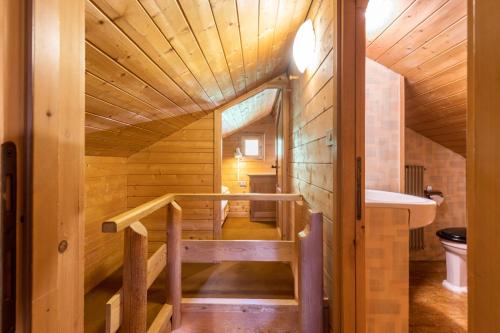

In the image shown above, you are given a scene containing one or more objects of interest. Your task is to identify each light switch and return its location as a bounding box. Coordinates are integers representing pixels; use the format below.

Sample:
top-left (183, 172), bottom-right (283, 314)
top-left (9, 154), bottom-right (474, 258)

top-left (326, 129), bottom-right (335, 146)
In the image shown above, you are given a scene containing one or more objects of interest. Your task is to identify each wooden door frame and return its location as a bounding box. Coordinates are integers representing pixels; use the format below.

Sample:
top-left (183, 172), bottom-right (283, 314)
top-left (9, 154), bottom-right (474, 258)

top-left (214, 77), bottom-right (289, 238)
top-left (467, 0), bottom-right (500, 331)
top-left (336, 0), bottom-right (367, 332)
top-left (27, 0), bottom-right (85, 331)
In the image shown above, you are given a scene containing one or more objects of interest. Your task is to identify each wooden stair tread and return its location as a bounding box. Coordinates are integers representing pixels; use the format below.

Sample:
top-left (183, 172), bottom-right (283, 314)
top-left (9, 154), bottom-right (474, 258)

top-left (181, 297), bottom-right (299, 313)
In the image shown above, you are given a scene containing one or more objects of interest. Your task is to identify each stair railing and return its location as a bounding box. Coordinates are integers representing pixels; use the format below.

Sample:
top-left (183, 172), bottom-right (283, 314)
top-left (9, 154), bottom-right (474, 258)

top-left (101, 193), bottom-right (323, 333)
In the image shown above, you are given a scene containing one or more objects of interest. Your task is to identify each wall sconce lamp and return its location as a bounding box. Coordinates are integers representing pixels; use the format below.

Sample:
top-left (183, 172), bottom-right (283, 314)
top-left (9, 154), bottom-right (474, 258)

top-left (293, 19), bottom-right (316, 73)
top-left (365, 0), bottom-right (394, 33)
top-left (234, 147), bottom-right (243, 181)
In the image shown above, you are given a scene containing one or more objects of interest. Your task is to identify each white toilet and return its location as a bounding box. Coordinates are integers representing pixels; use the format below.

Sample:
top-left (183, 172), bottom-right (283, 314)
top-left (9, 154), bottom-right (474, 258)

top-left (436, 228), bottom-right (467, 294)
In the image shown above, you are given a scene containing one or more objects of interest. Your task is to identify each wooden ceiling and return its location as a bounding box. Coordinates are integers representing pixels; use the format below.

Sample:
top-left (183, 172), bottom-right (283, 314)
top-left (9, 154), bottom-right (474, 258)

top-left (366, 0), bottom-right (467, 156)
top-left (85, 0), bottom-right (312, 156)
top-left (222, 88), bottom-right (279, 137)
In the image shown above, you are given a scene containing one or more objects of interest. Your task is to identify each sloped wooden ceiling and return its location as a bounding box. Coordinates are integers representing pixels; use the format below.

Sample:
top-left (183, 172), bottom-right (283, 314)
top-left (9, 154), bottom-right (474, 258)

top-left (222, 88), bottom-right (279, 137)
top-left (85, 0), bottom-right (313, 156)
top-left (366, 0), bottom-right (467, 156)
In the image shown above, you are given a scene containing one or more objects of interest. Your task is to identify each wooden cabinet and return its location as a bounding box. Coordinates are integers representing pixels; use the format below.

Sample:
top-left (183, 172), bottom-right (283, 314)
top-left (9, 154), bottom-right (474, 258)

top-left (248, 174), bottom-right (276, 221)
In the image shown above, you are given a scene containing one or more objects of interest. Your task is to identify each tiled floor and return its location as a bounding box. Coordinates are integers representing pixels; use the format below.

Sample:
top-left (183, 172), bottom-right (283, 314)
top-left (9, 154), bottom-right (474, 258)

top-left (410, 261), bottom-right (467, 332)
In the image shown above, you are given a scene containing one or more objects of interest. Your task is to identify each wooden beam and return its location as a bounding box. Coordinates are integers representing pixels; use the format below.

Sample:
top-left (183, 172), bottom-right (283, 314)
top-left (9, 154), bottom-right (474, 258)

top-left (181, 240), bottom-right (294, 263)
top-left (166, 201), bottom-right (182, 329)
top-left (215, 74), bottom-right (289, 113)
top-left (122, 222), bottom-right (148, 333)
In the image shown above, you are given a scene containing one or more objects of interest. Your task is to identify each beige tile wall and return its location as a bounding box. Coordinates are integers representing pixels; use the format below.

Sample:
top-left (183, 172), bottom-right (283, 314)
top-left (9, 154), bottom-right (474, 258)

top-left (365, 58), bottom-right (404, 192)
top-left (405, 128), bottom-right (466, 260)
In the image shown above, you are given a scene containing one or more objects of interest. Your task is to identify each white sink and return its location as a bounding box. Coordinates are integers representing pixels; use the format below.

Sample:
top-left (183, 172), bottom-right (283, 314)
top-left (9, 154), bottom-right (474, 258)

top-left (365, 189), bottom-right (437, 229)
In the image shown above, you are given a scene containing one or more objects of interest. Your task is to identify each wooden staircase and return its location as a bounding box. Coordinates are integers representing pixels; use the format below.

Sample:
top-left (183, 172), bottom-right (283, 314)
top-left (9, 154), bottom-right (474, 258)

top-left (101, 193), bottom-right (323, 333)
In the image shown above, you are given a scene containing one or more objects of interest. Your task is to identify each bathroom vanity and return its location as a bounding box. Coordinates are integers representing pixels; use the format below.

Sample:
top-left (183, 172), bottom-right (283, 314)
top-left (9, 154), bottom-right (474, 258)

top-left (364, 190), bottom-right (436, 332)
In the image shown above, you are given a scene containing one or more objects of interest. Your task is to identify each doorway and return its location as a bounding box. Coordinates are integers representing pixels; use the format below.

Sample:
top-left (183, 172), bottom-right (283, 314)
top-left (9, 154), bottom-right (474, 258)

top-left (218, 86), bottom-right (290, 240)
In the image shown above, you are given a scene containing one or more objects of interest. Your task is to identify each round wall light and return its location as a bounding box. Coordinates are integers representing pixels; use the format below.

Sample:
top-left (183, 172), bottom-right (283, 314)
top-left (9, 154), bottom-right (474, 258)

top-left (293, 19), bottom-right (315, 73)
top-left (365, 0), bottom-right (394, 33)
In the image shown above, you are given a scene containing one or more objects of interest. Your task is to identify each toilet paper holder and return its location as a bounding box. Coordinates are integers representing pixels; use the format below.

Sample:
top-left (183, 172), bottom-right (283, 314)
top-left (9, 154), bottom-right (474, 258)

top-left (424, 185), bottom-right (444, 199)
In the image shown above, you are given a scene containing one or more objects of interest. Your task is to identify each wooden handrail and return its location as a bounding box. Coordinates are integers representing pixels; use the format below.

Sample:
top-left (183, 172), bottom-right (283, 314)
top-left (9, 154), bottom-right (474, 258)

top-left (102, 193), bottom-right (302, 233)
top-left (101, 194), bottom-right (325, 333)
top-left (173, 193), bottom-right (302, 201)
top-left (102, 193), bottom-right (176, 233)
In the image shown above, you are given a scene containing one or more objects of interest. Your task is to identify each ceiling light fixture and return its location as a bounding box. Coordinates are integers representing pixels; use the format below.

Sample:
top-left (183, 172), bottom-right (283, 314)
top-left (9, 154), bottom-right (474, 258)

top-left (365, 0), bottom-right (394, 33)
top-left (293, 19), bottom-right (315, 73)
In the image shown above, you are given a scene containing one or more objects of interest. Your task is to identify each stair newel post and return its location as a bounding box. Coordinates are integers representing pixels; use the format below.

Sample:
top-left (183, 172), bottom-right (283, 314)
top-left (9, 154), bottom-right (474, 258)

top-left (298, 210), bottom-right (324, 333)
top-left (166, 201), bottom-right (182, 329)
top-left (122, 221), bottom-right (148, 333)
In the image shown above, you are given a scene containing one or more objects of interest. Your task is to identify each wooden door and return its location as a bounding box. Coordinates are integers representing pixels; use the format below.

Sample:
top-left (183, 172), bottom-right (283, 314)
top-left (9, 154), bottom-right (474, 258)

top-left (249, 174), bottom-right (277, 221)
top-left (336, 0), bottom-right (367, 332)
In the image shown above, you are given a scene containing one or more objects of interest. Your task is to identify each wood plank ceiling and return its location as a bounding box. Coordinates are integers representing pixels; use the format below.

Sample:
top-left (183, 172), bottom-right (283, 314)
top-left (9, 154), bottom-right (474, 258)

top-left (85, 0), bottom-right (312, 156)
top-left (222, 88), bottom-right (279, 137)
top-left (366, 0), bottom-right (467, 156)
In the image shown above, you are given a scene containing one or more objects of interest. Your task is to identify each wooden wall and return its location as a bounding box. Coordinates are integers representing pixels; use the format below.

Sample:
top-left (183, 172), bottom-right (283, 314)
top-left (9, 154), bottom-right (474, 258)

top-left (468, 0), bottom-right (500, 330)
top-left (222, 115), bottom-right (276, 217)
top-left (288, 0), bottom-right (336, 329)
top-left (84, 157), bottom-right (127, 292)
top-left (405, 128), bottom-right (466, 261)
top-left (127, 114), bottom-right (216, 255)
top-left (365, 58), bottom-right (404, 192)
top-left (31, 0), bottom-right (85, 331)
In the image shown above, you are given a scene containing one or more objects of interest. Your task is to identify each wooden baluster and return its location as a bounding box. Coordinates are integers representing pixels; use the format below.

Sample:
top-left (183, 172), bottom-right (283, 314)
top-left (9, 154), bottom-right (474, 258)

top-left (167, 201), bottom-right (182, 329)
top-left (298, 211), bottom-right (323, 333)
top-left (292, 200), bottom-right (304, 300)
top-left (122, 222), bottom-right (148, 333)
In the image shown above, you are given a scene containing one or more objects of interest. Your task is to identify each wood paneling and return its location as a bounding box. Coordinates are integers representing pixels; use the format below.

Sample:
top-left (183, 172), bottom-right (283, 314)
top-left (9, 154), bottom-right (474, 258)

top-left (222, 115), bottom-right (276, 217)
top-left (288, 0), bottom-right (336, 330)
top-left (85, 0), bottom-right (313, 156)
top-left (366, 0), bottom-right (467, 155)
top-left (126, 114), bottom-right (216, 254)
top-left (405, 128), bottom-right (466, 261)
top-left (467, 1), bottom-right (500, 330)
top-left (31, 0), bottom-right (85, 330)
top-left (84, 157), bottom-right (128, 292)
top-left (222, 89), bottom-right (279, 137)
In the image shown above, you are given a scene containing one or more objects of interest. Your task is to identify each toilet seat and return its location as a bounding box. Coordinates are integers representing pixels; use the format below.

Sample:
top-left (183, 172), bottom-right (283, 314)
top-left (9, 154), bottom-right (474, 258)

top-left (436, 227), bottom-right (466, 244)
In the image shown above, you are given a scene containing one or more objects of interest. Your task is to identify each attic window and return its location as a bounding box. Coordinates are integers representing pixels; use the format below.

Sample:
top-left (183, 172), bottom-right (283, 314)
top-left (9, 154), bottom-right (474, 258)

top-left (242, 135), bottom-right (264, 159)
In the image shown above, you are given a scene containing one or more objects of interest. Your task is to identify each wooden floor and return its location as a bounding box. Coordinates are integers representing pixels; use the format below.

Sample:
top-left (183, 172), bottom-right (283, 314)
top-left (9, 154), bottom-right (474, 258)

top-left (410, 261), bottom-right (467, 333)
top-left (84, 217), bottom-right (293, 332)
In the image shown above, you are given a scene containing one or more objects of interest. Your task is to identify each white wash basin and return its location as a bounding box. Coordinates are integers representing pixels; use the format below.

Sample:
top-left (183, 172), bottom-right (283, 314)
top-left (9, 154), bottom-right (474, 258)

top-left (365, 189), bottom-right (436, 229)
